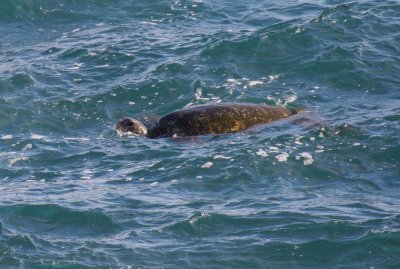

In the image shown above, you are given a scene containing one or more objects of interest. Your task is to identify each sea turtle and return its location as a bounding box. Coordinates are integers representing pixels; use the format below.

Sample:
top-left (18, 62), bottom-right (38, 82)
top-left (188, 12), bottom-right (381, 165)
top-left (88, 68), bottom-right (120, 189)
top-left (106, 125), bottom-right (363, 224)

top-left (116, 103), bottom-right (301, 138)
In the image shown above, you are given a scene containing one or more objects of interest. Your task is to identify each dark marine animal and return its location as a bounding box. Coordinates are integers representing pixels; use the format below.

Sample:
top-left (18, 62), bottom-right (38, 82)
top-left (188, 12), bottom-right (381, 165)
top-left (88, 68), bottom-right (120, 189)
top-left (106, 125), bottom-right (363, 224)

top-left (116, 103), bottom-right (300, 139)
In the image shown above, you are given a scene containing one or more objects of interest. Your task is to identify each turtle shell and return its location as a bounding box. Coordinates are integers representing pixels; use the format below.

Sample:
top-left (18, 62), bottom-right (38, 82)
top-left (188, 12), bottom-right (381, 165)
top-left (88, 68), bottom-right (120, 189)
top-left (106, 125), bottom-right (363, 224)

top-left (147, 103), bottom-right (296, 138)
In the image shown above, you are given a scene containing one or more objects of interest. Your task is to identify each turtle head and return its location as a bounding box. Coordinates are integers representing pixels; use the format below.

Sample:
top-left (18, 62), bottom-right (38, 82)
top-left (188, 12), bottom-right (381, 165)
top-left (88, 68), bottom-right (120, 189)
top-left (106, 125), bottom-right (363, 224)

top-left (116, 118), bottom-right (148, 136)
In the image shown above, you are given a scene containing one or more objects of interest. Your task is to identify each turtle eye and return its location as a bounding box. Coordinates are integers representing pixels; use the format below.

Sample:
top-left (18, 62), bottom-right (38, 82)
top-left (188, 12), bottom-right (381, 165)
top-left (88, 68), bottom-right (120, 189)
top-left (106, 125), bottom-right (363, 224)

top-left (126, 121), bottom-right (133, 126)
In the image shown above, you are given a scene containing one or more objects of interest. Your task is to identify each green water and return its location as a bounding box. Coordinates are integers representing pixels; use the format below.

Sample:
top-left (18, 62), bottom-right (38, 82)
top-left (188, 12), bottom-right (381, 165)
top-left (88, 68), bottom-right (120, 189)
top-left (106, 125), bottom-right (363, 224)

top-left (0, 0), bottom-right (399, 268)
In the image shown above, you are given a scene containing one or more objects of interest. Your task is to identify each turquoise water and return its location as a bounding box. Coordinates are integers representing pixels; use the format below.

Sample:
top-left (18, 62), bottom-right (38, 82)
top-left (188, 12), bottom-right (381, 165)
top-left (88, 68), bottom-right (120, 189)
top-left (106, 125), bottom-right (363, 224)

top-left (1, 0), bottom-right (400, 268)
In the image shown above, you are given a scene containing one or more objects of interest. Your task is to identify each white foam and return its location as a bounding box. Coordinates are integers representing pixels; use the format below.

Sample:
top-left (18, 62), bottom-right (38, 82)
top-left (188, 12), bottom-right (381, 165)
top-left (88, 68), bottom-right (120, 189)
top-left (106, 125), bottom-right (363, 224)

top-left (224, 79), bottom-right (241, 94)
top-left (94, 64), bottom-right (110, 68)
top-left (268, 75), bottom-right (280, 82)
top-left (66, 63), bottom-right (83, 70)
top-left (276, 152), bottom-right (289, 162)
top-left (189, 212), bottom-right (209, 224)
top-left (276, 94), bottom-right (298, 107)
top-left (213, 155), bottom-right (231, 160)
top-left (194, 88), bottom-right (209, 100)
top-left (116, 130), bottom-right (141, 137)
top-left (139, 21), bottom-right (157, 26)
top-left (304, 159), bottom-right (313, 165)
top-left (268, 146), bottom-right (280, 152)
top-left (1, 135), bottom-right (13, 140)
top-left (64, 137), bottom-right (90, 142)
top-left (256, 149), bottom-right (268, 158)
top-left (22, 144), bottom-right (33, 150)
top-left (8, 156), bottom-right (29, 167)
top-left (248, 80), bottom-right (264, 87)
top-left (267, 93), bottom-right (298, 107)
top-left (201, 162), bottom-right (213, 168)
top-left (31, 134), bottom-right (47, 140)
top-left (299, 152), bottom-right (312, 159)
top-left (296, 152), bottom-right (314, 166)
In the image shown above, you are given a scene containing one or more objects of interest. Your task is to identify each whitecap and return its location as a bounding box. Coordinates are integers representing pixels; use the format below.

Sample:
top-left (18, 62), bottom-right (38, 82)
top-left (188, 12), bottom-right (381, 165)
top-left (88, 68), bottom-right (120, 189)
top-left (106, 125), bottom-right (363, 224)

top-left (94, 64), bottom-right (110, 68)
top-left (247, 80), bottom-right (264, 87)
top-left (275, 152), bottom-right (289, 162)
top-left (8, 156), bottom-right (29, 167)
top-left (276, 94), bottom-right (298, 107)
top-left (189, 212), bottom-right (209, 224)
top-left (22, 144), bottom-right (33, 150)
top-left (201, 162), bottom-right (213, 168)
top-left (66, 63), bottom-right (83, 70)
top-left (213, 155), bottom-right (231, 160)
top-left (64, 137), bottom-right (90, 142)
top-left (268, 146), bottom-right (280, 152)
top-left (268, 75), bottom-right (280, 83)
top-left (256, 149), bottom-right (268, 158)
top-left (30, 134), bottom-right (47, 140)
top-left (296, 152), bottom-right (314, 166)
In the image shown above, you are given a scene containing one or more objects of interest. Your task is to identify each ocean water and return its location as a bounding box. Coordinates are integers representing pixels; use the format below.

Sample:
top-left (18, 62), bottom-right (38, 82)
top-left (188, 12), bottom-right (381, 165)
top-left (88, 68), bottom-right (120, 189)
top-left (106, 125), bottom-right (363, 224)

top-left (1, 0), bottom-right (399, 268)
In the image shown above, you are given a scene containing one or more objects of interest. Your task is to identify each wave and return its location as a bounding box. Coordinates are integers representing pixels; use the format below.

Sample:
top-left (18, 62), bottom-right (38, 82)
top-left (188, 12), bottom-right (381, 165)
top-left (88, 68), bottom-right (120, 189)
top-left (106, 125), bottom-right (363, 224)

top-left (0, 0), bottom-right (122, 23)
top-left (0, 204), bottom-right (119, 237)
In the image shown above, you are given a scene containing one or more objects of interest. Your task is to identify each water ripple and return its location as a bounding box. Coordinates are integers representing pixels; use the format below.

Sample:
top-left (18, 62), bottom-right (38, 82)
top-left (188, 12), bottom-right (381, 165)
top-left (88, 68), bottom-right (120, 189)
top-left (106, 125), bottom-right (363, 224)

top-left (1, 0), bottom-right (400, 268)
